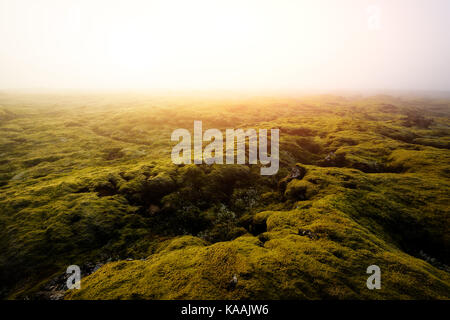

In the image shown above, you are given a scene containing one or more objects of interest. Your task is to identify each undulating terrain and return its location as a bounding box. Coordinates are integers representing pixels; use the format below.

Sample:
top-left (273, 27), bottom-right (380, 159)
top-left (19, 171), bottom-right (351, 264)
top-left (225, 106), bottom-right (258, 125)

top-left (0, 92), bottom-right (449, 299)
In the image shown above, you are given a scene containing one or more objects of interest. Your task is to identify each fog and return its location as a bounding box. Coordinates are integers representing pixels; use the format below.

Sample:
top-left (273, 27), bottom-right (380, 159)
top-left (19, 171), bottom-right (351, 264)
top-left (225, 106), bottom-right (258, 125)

top-left (1, 0), bottom-right (449, 92)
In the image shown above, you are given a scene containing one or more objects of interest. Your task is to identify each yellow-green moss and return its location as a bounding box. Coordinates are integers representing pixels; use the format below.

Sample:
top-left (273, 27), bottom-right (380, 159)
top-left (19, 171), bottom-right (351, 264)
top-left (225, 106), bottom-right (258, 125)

top-left (1, 93), bottom-right (449, 299)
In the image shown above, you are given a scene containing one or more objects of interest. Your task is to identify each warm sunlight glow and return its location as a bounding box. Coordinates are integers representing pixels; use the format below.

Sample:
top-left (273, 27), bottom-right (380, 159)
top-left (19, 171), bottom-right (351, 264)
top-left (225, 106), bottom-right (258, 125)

top-left (1, 0), bottom-right (449, 91)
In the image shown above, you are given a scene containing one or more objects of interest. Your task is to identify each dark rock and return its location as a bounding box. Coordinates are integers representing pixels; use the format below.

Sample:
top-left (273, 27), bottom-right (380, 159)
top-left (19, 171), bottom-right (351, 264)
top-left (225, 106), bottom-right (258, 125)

top-left (298, 228), bottom-right (319, 240)
top-left (418, 250), bottom-right (450, 273)
top-left (290, 166), bottom-right (306, 180)
top-left (278, 165), bottom-right (307, 193)
top-left (318, 152), bottom-right (347, 167)
top-left (32, 261), bottom-right (104, 300)
top-left (227, 274), bottom-right (238, 291)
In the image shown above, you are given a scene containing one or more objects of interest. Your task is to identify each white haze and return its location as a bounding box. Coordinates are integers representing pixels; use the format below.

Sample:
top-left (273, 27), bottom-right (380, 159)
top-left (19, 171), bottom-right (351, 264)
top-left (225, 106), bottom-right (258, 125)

top-left (0, 0), bottom-right (449, 92)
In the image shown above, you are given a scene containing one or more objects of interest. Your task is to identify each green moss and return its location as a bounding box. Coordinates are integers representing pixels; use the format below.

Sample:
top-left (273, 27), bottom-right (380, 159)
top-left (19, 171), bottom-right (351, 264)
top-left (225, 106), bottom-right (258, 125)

top-left (285, 180), bottom-right (318, 200)
top-left (0, 93), bottom-right (449, 299)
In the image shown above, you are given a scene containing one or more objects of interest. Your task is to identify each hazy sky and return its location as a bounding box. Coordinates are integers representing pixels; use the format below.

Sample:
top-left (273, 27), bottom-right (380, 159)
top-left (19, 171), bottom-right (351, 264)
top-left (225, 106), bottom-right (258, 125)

top-left (1, 0), bottom-right (449, 92)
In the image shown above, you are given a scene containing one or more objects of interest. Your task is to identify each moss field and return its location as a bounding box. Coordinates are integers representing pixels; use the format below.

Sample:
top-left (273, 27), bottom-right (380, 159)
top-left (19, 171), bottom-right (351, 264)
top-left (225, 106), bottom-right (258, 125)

top-left (0, 92), bottom-right (448, 299)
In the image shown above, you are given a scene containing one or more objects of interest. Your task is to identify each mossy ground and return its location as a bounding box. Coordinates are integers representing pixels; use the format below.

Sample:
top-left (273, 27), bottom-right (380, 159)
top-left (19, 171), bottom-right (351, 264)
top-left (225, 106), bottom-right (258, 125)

top-left (0, 92), bottom-right (449, 299)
